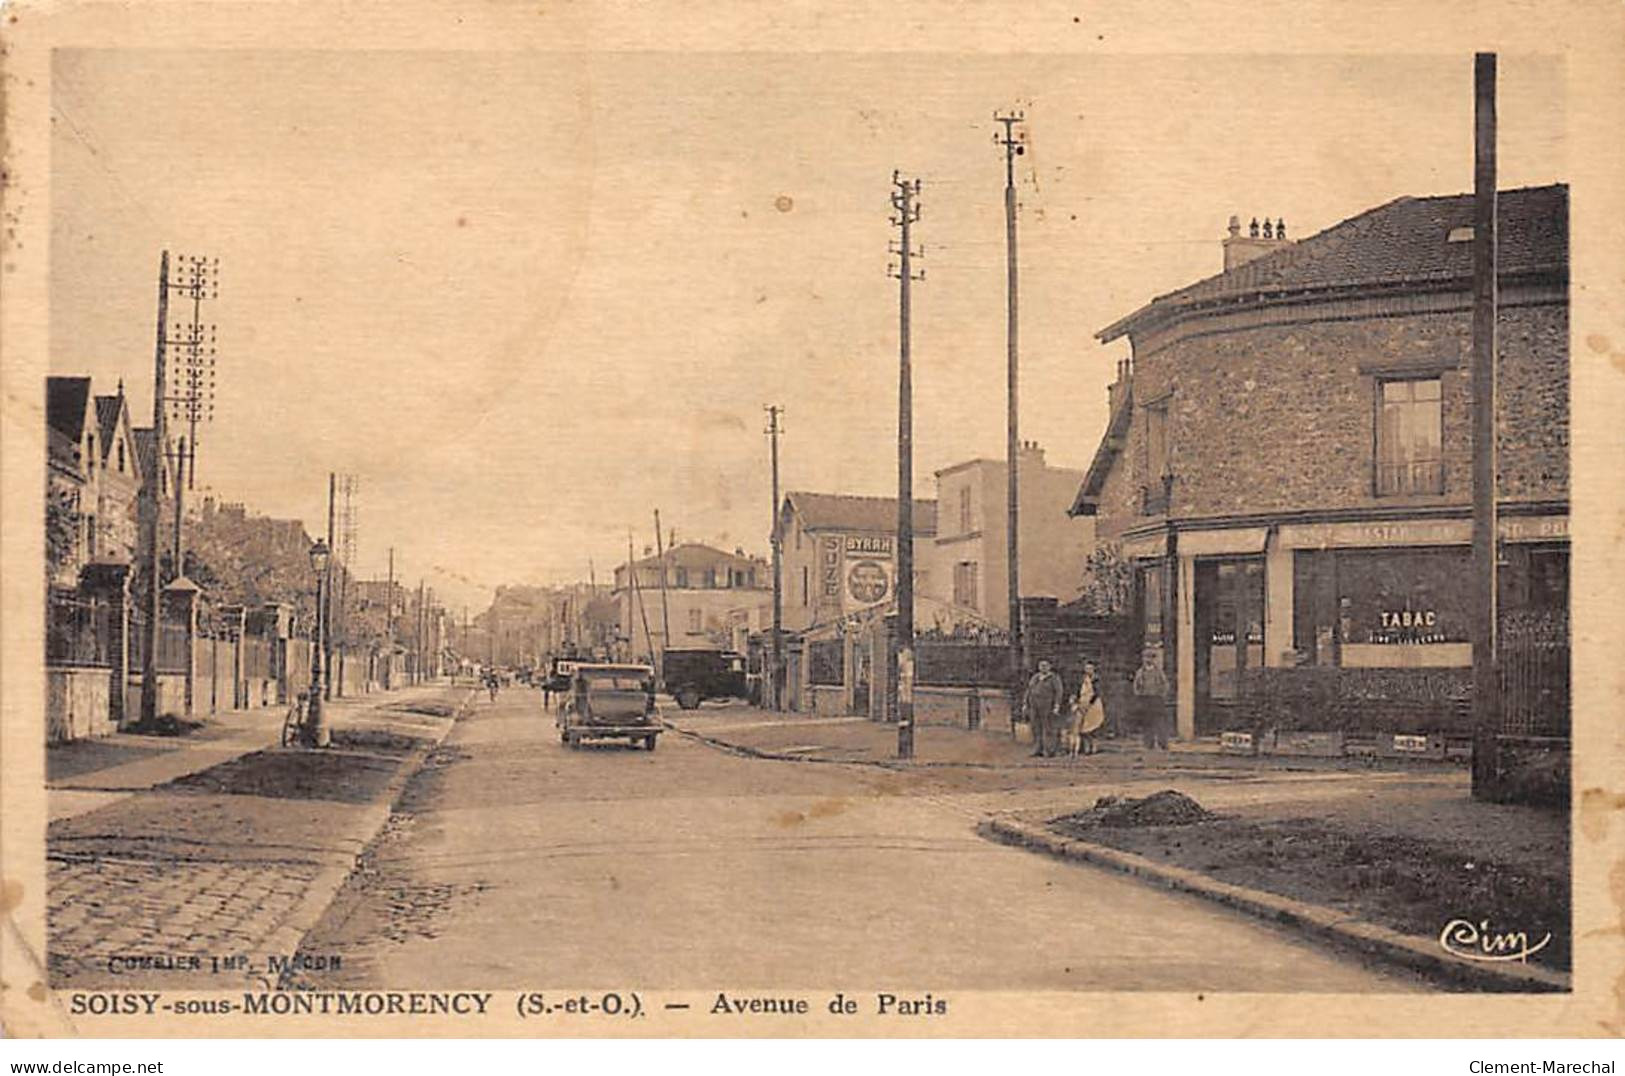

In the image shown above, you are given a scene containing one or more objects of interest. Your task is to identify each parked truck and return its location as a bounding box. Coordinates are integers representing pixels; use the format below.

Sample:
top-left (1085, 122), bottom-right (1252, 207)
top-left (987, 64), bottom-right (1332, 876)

top-left (660, 648), bottom-right (748, 710)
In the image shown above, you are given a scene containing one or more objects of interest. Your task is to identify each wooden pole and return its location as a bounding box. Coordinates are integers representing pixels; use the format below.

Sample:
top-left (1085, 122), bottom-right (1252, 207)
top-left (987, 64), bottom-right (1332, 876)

top-left (1471, 52), bottom-right (1501, 797)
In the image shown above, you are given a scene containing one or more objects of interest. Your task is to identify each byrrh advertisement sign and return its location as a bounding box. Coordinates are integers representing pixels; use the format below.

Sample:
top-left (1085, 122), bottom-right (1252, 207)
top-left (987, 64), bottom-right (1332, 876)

top-left (845, 535), bottom-right (893, 556)
top-left (842, 534), bottom-right (893, 607)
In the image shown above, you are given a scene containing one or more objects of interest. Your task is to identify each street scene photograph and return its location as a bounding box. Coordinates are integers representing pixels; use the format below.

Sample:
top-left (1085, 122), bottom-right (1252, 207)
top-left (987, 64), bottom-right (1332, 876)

top-left (6, 6), bottom-right (1617, 1044)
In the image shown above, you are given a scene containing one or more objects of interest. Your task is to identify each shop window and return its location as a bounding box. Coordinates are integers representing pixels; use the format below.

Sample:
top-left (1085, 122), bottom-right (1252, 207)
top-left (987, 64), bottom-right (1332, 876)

top-left (1376, 378), bottom-right (1444, 495)
top-left (954, 561), bottom-right (979, 610)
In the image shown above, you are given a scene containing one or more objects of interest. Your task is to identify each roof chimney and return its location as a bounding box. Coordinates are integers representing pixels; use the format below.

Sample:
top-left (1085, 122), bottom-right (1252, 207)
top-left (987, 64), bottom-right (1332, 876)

top-left (1223, 212), bottom-right (1293, 272)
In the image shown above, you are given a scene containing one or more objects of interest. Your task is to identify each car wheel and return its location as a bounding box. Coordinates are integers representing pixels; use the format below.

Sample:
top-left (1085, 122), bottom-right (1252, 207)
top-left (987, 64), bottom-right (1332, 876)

top-left (644, 735), bottom-right (657, 752)
top-left (676, 686), bottom-right (701, 710)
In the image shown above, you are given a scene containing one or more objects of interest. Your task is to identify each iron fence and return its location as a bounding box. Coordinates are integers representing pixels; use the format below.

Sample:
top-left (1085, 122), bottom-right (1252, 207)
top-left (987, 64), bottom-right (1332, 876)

top-left (1499, 609), bottom-right (1570, 738)
top-left (46, 590), bottom-right (112, 667)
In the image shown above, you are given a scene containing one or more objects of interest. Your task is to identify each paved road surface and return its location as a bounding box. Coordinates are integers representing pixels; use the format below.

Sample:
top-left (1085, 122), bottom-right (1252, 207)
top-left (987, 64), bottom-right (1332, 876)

top-left (294, 690), bottom-right (1421, 992)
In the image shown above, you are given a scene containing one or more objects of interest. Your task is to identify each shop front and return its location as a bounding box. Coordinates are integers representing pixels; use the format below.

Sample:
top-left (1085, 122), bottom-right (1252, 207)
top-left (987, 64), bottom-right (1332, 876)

top-left (1122, 511), bottom-right (1568, 740)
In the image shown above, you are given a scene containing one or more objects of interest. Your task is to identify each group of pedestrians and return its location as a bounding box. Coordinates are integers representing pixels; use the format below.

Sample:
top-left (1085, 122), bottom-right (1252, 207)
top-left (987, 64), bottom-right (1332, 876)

top-left (1021, 647), bottom-right (1172, 758)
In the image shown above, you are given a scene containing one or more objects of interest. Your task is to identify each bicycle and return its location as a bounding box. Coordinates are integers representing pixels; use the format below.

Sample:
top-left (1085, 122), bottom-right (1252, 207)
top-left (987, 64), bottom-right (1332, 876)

top-left (281, 690), bottom-right (309, 748)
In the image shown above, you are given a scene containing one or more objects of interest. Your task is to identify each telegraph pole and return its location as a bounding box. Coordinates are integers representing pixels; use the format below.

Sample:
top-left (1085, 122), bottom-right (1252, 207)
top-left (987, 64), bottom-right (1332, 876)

top-left (653, 509), bottom-right (673, 672)
top-left (139, 253), bottom-right (171, 726)
top-left (765, 405), bottom-right (785, 711)
top-left (325, 473), bottom-right (336, 699)
top-left (386, 546), bottom-right (395, 689)
top-left (628, 529), bottom-right (656, 664)
top-left (995, 109), bottom-right (1026, 709)
top-left (1471, 53), bottom-right (1501, 796)
top-left (889, 171), bottom-right (924, 759)
top-left (416, 579), bottom-right (426, 685)
top-left (163, 255), bottom-right (218, 576)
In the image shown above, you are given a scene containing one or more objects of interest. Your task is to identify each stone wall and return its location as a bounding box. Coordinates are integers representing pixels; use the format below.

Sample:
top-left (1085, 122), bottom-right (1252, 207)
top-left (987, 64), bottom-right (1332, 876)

top-left (1095, 295), bottom-right (1568, 541)
top-left (46, 666), bottom-right (115, 743)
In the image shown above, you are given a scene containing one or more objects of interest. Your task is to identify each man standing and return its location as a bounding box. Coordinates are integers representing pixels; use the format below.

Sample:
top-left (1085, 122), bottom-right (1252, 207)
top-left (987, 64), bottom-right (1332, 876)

top-left (1133, 646), bottom-right (1171, 749)
top-left (1023, 659), bottom-right (1065, 758)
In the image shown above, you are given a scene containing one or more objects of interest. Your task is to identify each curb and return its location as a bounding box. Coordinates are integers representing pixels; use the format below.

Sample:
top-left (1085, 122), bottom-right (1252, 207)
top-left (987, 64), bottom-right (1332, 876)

top-left (257, 686), bottom-right (478, 989)
top-left (980, 815), bottom-right (1570, 994)
top-left (659, 721), bottom-right (1079, 770)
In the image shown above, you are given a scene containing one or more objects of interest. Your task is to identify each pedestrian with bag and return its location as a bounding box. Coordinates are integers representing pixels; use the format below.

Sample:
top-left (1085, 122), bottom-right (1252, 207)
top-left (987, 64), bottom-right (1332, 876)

top-left (1023, 659), bottom-right (1066, 758)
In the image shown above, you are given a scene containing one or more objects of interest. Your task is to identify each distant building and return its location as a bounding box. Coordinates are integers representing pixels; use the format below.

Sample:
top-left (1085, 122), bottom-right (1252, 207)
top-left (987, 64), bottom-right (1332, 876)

top-left (929, 441), bottom-right (1092, 631)
top-left (777, 492), bottom-right (938, 634)
top-left (613, 543), bottom-right (769, 661)
top-left (46, 376), bottom-right (151, 586)
top-left (1070, 185), bottom-right (1568, 740)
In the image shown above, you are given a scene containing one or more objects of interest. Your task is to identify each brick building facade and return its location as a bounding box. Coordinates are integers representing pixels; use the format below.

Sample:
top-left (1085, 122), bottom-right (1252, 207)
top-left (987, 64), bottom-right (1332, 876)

top-left (1070, 186), bottom-right (1568, 741)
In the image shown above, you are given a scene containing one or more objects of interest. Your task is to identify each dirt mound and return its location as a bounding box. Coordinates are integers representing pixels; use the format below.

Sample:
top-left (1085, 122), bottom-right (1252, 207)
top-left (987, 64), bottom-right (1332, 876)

top-left (386, 701), bottom-right (457, 718)
top-left (1053, 789), bottom-right (1214, 830)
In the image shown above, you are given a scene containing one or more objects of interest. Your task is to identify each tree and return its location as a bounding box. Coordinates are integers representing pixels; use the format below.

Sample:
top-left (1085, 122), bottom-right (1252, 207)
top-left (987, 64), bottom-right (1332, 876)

top-left (1078, 543), bottom-right (1135, 616)
top-left (45, 485), bottom-right (82, 586)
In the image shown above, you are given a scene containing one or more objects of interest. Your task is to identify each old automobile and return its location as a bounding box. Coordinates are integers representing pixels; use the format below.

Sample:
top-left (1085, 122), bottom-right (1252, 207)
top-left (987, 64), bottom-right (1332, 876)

top-left (660, 647), bottom-right (749, 710)
top-left (557, 663), bottom-right (662, 750)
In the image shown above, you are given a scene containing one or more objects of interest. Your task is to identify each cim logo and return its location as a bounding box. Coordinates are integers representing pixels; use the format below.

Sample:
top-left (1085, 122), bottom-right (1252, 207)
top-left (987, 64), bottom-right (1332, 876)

top-left (1439, 918), bottom-right (1553, 964)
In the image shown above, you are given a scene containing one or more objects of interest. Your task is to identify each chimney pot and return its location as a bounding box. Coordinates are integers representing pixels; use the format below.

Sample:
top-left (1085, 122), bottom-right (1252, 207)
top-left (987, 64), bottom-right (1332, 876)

top-left (1262, 218), bottom-right (1273, 239)
top-left (1227, 214), bottom-right (1241, 238)
top-left (1249, 217), bottom-right (1260, 238)
top-left (1276, 218), bottom-right (1286, 239)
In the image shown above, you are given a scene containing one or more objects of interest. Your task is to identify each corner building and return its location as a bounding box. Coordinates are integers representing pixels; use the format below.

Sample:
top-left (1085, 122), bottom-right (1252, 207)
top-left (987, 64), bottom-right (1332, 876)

top-left (1070, 186), bottom-right (1568, 740)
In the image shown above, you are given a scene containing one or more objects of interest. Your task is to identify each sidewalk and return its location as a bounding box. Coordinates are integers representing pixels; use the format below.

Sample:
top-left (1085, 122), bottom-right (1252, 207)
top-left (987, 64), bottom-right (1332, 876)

top-left (669, 705), bottom-right (1570, 985)
top-left (46, 681), bottom-right (476, 991)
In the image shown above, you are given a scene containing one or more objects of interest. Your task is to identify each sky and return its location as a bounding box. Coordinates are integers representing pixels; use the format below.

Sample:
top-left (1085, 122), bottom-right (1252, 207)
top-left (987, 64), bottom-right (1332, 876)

top-left (49, 50), bottom-right (1565, 614)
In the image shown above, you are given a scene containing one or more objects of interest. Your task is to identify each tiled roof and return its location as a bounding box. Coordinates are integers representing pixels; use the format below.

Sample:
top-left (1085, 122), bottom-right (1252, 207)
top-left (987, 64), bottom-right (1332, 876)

top-left (94, 395), bottom-right (124, 459)
top-left (132, 427), bottom-right (160, 483)
top-left (626, 542), bottom-right (764, 572)
top-left (1100, 184), bottom-right (1568, 341)
top-left (47, 377), bottom-right (92, 442)
top-left (785, 491), bottom-right (938, 536)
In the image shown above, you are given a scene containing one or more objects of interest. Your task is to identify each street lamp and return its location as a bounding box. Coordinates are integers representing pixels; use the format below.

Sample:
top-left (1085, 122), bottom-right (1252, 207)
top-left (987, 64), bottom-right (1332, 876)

top-left (306, 538), bottom-right (332, 748)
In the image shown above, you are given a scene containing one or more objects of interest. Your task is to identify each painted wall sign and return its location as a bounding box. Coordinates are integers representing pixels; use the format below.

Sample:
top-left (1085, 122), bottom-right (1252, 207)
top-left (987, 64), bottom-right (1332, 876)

top-left (847, 560), bottom-right (890, 604)
top-left (845, 535), bottom-right (894, 557)
top-left (821, 537), bottom-right (842, 600)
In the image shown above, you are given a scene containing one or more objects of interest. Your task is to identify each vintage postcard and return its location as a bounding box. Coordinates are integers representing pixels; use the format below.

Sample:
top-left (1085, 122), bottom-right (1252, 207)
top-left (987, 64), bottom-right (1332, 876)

top-left (2, 0), bottom-right (1622, 1041)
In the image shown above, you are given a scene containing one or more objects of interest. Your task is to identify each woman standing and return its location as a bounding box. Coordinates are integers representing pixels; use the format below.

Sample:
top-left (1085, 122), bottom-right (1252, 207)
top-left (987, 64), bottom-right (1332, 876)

top-left (1074, 660), bottom-right (1106, 755)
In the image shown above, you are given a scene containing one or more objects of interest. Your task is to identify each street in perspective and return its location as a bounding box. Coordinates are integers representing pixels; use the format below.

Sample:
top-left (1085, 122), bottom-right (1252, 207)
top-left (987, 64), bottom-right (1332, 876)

top-left (35, 43), bottom-right (1573, 1016)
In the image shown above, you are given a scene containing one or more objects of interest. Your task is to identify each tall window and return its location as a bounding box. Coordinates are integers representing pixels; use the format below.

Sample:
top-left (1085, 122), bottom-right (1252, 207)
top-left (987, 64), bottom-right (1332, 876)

top-left (953, 561), bottom-right (979, 610)
top-left (687, 608), bottom-right (702, 633)
top-left (1144, 402), bottom-right (1168, 481)
top-left (1376, 377), bottom-right (1443, 495)
top-left (117, 440), bottom-right (125, 473)
top-left (802, 565), bottom-right (809, 606)
top-left (958, 486), bottom-right (973, 533)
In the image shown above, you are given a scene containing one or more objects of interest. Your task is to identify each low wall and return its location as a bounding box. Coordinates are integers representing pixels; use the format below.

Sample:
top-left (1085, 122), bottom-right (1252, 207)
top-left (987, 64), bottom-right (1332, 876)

top-left (1239, 666), bottom-right (1472, 734)
top-left (807, 685), bottom-right (847, 717)
top-left (122, 674), bottom-right (188, 727)
top-left (915, 685), bottom-right (1012, 730)
top-left (47, 665), bottom-right (115, 743)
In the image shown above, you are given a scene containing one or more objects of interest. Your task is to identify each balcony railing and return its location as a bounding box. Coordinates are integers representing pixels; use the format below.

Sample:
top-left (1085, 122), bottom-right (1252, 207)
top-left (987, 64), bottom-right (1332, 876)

top-left (1376, 459), bottom-right (1444, 496)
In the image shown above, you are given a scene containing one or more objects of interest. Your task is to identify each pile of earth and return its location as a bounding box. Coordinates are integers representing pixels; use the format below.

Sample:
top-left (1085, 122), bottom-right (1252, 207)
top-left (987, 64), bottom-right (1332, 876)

top-left (1051, 789), bottom-right (1214, 830)
top-left (388, 701), bottom-right (458, 718)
